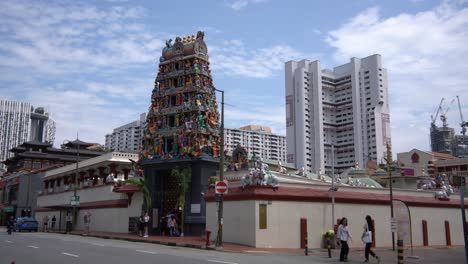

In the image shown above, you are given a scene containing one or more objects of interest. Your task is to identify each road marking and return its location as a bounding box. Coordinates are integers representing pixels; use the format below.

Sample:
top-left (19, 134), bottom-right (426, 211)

top-left (28, 245), bottom-right (40, 249)
top-left (62, 252), bottom-right (79, 258)
top-left (244, 250), bottom-right (272, 253)
top-left (92, 243), bottom-right (105, 246)
top-left (136, 250), bottom-right (158, 254)
top-left (5, 240), bottom-right (13, 243)
top-left (207, 260), bottom-right (239, 264)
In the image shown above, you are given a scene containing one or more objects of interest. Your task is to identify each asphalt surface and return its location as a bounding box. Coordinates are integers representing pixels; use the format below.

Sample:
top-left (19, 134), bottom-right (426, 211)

top-left (0, 231), bottom-right (319, 264)
top-left (0, 231), bottom-right (465, 264)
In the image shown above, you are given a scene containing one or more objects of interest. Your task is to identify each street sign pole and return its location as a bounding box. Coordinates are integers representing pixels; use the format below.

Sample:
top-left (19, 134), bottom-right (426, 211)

top-left (459, 175), bottom-right (468, 264)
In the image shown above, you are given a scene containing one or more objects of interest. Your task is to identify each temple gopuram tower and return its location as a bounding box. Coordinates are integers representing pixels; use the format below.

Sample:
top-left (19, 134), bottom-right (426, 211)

top-left (141, 31), bottom-right (220, 235)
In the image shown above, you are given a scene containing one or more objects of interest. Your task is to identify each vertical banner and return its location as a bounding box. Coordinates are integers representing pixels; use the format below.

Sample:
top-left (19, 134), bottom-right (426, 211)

top-left (393, 199), bottom-right (413, 254)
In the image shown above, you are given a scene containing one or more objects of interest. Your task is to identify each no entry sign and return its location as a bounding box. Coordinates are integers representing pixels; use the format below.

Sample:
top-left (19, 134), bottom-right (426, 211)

top-left (215, 181), bottom-right (228, 194)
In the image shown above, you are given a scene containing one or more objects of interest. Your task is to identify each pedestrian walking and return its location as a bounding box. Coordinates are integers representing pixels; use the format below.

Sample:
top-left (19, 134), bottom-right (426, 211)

top-left (362, 215), bottom-right (380, 263)
top-left (7, 216), bottom-right (14, 235)
top-left (83, 211), bottom-right (91, 235)
top-left (143, 212), bottom-right (150, 237)
top-left (51, 215), bottom-right (56, 231)
top-left (337, 217), bottom-right (352, 262)
top-left (43, 215), bottom-right (49, 232)
top-left (172, 217), bottom-right (179, 236)
top-left (138, 214), bottom-right (144, 237)
top-left (167, 215), bottom-right (174, 236)
top-left (66, 213), bottom-right (72, 233)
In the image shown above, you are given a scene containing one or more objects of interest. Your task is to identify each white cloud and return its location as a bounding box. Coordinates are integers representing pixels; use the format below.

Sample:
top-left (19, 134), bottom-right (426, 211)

top-left (0, 0), bottom-right (161, 75)
top-left (326, 1), bottom-right (468, 155)
top-left (210, 40), bottom-right (311, 78)
top-left (225, 0), bottom-right (268, 11)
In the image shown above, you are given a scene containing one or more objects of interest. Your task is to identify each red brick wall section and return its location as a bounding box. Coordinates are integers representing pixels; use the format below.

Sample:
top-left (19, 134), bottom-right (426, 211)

top-left (445, 221), bottom-right (451, 246)
top-left (35, 199), bottom-right (128, 212)
top-left (204, 186), bottom-right (468, 209)
top-left (422, 220), bottom-right (428, 246)
top-left (300, 218), bottom-right (307, 249)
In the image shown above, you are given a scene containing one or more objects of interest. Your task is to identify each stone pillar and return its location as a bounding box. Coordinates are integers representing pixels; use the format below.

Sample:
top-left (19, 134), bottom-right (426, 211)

top-left (88, 169), bottom-right (97, 185)
top-left (123, 168), bottom-right (130, 180)
top-left (98, 166), bottom-right (107, 184)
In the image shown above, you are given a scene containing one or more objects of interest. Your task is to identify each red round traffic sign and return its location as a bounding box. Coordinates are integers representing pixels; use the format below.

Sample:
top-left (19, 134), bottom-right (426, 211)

top-left (215, 181), bottom-right (228, 194)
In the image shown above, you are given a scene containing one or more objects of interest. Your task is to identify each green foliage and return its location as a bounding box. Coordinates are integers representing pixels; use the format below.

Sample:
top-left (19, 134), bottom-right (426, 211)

top-left (171, 166), bottom-right (192, 236)
top-left (171, 167), bottom-right (192, 208)
top-left (34, 107), bottom-right (45, 114)
top-left (123, 177), bottom-right (151, 213)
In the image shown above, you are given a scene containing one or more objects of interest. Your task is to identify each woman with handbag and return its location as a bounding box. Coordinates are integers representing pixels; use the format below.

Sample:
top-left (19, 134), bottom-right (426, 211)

top-left (362, 215), bottom-right (380, 263)
top-left (337, 217), bottom-right (352, 262)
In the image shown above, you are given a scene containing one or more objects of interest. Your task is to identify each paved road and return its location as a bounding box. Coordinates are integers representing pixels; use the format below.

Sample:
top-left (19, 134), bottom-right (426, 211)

top-left (0, 231), bottom-right (320, 264)
top-left (0, 231), bottom-right (465, 264)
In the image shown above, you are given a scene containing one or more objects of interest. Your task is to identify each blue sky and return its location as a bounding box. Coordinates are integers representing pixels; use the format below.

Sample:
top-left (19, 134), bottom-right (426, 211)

top-left (0, 0), bottom-right (467, 158)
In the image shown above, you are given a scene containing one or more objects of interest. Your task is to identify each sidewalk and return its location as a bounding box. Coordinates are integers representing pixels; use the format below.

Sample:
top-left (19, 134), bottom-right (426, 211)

top-left (310, 245), bottom-right (465, 263)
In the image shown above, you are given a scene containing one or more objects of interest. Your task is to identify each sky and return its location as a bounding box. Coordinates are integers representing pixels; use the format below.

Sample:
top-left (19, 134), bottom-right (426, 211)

top-left (0, 0), bottom-right (467, 158)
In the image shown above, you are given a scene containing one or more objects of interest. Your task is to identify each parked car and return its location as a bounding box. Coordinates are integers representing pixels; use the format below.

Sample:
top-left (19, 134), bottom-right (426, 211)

top-left (15, 217), bottom-right (38, 232)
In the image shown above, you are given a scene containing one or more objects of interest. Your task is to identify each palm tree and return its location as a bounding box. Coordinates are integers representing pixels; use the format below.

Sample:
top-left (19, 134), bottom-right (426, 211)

top-left (123, 177), bottom-right (151, 214)
top-left (171, 166), bottom-right (191, 237)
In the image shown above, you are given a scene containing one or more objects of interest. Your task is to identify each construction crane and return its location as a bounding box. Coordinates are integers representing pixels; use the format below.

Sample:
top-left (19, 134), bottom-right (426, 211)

top-left (456, 95), bottom-right (467, 157)
top-left (431, 97), bottom-right (445, 126)
top-left (440, 98), bottom-right (455, 127)
top-left (457, 95), bottom-right (467, 135)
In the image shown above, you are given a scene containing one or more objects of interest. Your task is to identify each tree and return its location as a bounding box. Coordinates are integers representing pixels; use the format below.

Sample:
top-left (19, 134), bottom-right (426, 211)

top-left (171, 166), bottom-right (192, 237)
top-left (123, 177), bottom-right (151, 214)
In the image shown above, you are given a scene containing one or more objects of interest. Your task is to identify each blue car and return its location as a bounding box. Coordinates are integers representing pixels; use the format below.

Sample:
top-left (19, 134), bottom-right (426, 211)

top-left (15, 217), bottom-right (39, 232)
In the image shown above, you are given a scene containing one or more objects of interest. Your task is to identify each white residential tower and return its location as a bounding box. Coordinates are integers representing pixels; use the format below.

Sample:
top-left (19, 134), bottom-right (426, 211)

top-left (224, 125), bottom-right (286, 162)
top-left (285, 54), bottom-right (391, 175)
top-left (105, 113), bottom-right (146, 153)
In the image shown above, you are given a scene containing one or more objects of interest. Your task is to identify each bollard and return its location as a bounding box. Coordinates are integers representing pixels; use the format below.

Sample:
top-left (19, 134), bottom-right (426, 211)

top-left (397, 239), bottom-right (404, 264)
top-left (206, 230), bottom-right (211, 247)
top-left (304, 232), bottom-right (308, 256)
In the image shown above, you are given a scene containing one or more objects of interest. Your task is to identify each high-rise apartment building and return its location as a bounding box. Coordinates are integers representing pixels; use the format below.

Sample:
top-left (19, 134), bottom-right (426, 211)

top-left (225, 125), bottom-right (286, 162)
top-left (0, 100), bottom-right (31, 170)
top-left (105, 113), bottom-right (146, 153)
top-left (285, 54), bottom-right (391, 175)
top-left (0, 100), bottom-right (56, 170)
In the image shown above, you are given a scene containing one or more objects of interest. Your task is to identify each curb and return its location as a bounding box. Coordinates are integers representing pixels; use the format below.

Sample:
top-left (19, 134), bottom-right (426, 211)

top-left (67, 232), bottom-right (211, 251)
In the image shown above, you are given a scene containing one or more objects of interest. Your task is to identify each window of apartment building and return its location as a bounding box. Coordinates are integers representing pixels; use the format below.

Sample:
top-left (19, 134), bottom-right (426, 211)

top-left (364, 76), bottom-right (370, 80)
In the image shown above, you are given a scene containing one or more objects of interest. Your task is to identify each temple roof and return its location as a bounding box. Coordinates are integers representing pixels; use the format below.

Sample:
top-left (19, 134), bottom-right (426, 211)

top-left (62, 139), bottom-right (96, 149)
top-left (160, 31), bottom-right (207, 62)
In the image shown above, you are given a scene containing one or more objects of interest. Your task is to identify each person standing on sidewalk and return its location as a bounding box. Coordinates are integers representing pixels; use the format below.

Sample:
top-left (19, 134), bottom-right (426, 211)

top-left (362, 215), bottom-right (380, 263)
top-left (51, 215), bottom-right (56, 231)
top-left (337, 217), bottom-right (352, 262)
top-left (143, 212), bottom-right (150, 238)
top-left (83, 211), bottom-right (91, 235)
top-left (42, 215), bottom-right (49, 232)
top-left (167, 215), bottom-right (174, 236)
top-left (66, 213), bottom-right (72, 233)
top-left (138, 214), bottom-right (144, 237)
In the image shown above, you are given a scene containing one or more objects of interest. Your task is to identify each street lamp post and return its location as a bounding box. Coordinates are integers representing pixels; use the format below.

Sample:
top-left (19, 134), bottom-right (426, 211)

top-left (63, 136), bottom-right (80, 231)
top-left (387, 143), bottom-right (395, 251)
top-left (214, 88), bottom-right (224, 248)
top-left (331, 144), bottom-right (335, 230)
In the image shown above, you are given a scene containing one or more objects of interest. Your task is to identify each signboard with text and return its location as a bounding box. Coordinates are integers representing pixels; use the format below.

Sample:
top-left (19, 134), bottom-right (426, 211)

top-left (71, 196), bottom-right (80, 206)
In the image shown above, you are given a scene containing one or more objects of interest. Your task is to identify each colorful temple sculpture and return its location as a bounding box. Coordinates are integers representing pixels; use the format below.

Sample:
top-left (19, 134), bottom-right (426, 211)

top-left (140, 32), bottom-right (221, 236)
top-left (141, 31), bottom-right (220, 161)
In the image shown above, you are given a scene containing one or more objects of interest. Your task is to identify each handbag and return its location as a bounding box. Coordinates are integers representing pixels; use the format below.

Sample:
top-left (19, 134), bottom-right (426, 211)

top-left (362, 224), bottom-right (372, 244)
top-left (362, 230), bottom-right (372, 243)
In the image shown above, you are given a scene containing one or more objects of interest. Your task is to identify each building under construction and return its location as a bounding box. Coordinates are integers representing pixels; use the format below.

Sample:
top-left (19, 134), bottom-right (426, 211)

top-left (430, 97), bottom-right (468, 157)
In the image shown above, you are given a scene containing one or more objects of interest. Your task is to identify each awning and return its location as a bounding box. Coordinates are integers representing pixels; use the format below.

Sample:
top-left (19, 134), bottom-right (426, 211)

top-left (113, 184), bottom-right (140, 193)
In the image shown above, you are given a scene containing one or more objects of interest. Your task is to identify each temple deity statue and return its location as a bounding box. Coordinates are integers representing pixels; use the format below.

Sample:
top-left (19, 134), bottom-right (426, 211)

top-left (141, 31), bottom-right (220, 160)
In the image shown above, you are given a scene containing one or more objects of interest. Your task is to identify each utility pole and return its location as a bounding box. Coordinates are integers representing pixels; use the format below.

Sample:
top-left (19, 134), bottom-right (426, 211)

top-left (331, 144), bottom-right (335, 230)
top-left (387, 143), bottom-right (395, 251)
top-left (72, 136), bottom-right (80, 230)
top-left (215, 88), bottom-right (224, 248)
